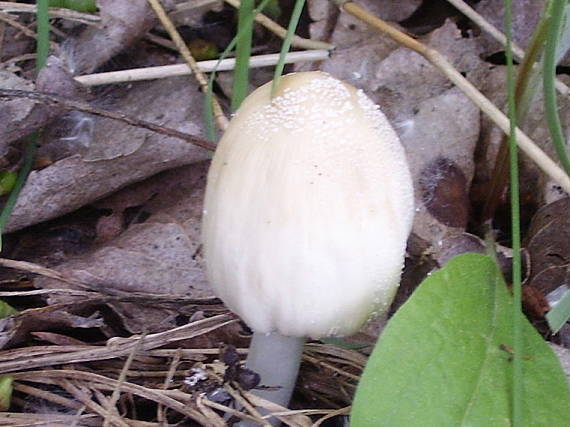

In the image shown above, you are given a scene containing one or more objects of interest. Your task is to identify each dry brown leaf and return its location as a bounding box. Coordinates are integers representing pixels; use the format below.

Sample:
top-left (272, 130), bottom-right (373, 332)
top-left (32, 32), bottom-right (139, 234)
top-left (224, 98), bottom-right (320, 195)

top-left (6, 77), bottom-right (210, 233)
top-left (0, 71), bottom-right (35, 158)
top-left (525, 197), bottom-right (570, 298)
top-left (474, 0), bottom-right (545, 55)
top-left (63, 0), bottom-right (159, 75)
top-left (0, 307), bottom-right (104, 349)
top-left (0, 57), bottom-right (89, 151)
top-left (307, 0), bottom-right (421, 47)
top-left (34, 162), bottom-right (212, 333)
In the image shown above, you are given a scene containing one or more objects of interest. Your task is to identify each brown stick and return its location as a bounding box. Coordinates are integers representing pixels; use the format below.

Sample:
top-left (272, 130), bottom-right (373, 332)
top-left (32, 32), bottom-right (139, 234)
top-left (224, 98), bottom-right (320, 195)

top-left (0, 89), bottom-right (216, 151)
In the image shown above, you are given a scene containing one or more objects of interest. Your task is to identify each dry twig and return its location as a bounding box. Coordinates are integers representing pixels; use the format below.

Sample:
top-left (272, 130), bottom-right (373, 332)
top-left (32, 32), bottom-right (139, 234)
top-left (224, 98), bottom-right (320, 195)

top-left (74, 50), bottom-right (329, 86)
top-left (0, 315), bottom-right (235, 374)
top-left (0, 89), bottom-right (216, 150)
top-left (224, 0), bottom-right (334, 50)
top-left (146, 0), bottom-right (229, 131)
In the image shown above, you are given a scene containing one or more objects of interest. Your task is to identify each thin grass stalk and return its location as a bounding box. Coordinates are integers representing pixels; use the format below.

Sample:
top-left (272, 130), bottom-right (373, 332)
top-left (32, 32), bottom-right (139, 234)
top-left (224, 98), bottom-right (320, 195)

top-left (147, 0), bottom-right (228, 137)
top-left (0, 1), bottom-right (47, 249)
top-left (271, 0), bottom-right (306, 97)
top-left (0, 138), bottom-right (37, 248)
top-left (543, 0), bottom-right (570, 176)
top-left (504, 0), bottom-right (522, 425)
top-left (482, 1), bottom-right (551, 221)
top-left (35, 0), bottom-right (49, 69)
top-left (224, 0), bottom-right (334, 50)
top-left (231, 0), bottom-right (254, 111)
top-left (204, 0), bottom-right (273, 141)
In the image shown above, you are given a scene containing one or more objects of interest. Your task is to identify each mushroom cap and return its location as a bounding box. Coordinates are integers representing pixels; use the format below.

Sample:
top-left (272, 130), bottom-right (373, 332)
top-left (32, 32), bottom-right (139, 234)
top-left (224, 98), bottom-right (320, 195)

top-left (202, 72), bottom-right (414, 338)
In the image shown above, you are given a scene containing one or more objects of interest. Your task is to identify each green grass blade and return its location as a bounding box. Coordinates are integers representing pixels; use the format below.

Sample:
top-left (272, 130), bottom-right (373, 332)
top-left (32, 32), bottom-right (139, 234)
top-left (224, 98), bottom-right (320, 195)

top-left (0, 139), bottom-right (38, 249)
top-left (204, 0), bottom-right (273, 140)
top-left (543, 0), bottom-right (570, 176)
top-left (271, 0), bottom-right (306, 97)
top-left (0, 1), bottom-right (47, 249)
top-left (546, 288), bottom-right (570, 334)
top-left (36, 0), bottom-right (50, 70)
top-left (554, 2), bottom-right (570, 63)
top-left (231, 0), bottom-right (255, 111)
top-left (504, 0), bottom-right (523, 425)
top-left (48, 0), bottom-right (97, 12)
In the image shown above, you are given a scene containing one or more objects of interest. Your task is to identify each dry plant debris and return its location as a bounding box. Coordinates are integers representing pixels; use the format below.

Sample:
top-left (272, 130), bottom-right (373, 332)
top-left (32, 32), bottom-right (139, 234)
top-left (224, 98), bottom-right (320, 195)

top-left (0, 0), bottom-right (569, 424)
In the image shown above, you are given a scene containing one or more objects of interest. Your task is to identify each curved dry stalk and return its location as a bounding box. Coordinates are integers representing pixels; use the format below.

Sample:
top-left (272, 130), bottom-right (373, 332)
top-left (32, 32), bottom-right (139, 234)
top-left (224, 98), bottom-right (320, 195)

top-left (74, 50), bottom-right (329, 86)
top-left (336, 0), bottom-right (570, 194)
top-left (58, 380), bottom-right (129, 427)
top-left (146, 0), bottom-right (229, 131)
top-left (313, 407), bottom-right (351, 427)
top-left (14, 369), bottom-right (210, 425)
top-left (13, 382), bottom-right (84, 411)
top-left (0, 315), bottom-right (235, 374)
top-left (103, 332), bottom-right (146, 427)
top-left (224, 0), bottom-right (334, 50)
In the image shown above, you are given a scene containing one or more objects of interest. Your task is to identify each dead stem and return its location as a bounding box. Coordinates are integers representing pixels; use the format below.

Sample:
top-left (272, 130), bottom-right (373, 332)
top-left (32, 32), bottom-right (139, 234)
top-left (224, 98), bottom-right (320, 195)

top-left (157, 348), bottom-right (183, 423)
top-left (146, 0), bottom-right (229, 131)
top-left (0, 90), bottom-right (216, 150)
top-left (74, 50), bottom-right (329, 86)
top-left (224, 0), bottom-right (334, 50)
top-left (103, 332), bottom-right (147, 427)
top-left (0, 315), bottom-right (235, 374)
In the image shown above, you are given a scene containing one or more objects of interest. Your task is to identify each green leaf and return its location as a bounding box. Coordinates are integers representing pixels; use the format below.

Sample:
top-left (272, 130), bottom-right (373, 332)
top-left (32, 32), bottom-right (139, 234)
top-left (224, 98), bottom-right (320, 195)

top-left (48, 0), bottom-right (97, 13)
top-left (0, 302), bottom-right (16, 411)
top-left (0, 377), bottom-right (12, 411)
top-left (0, 300), bottom-right (17, 318)
top-left (351, 253), bottom-right (570, 427)
top-left (546, 288), bottom-right (570, 334)
top-left (0, 171), bottom-right (17, 196)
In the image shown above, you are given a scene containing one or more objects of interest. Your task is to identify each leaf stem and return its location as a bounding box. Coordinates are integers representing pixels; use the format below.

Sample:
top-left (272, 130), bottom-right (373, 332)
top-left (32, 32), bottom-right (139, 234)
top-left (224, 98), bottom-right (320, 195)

top-left (503, 0), bottom-right (523, 425)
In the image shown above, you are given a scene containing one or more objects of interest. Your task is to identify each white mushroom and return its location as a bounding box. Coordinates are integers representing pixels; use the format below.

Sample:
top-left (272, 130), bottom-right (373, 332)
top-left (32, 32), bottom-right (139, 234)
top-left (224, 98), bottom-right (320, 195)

top-left (202, 71), bottom-right (414, 424)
